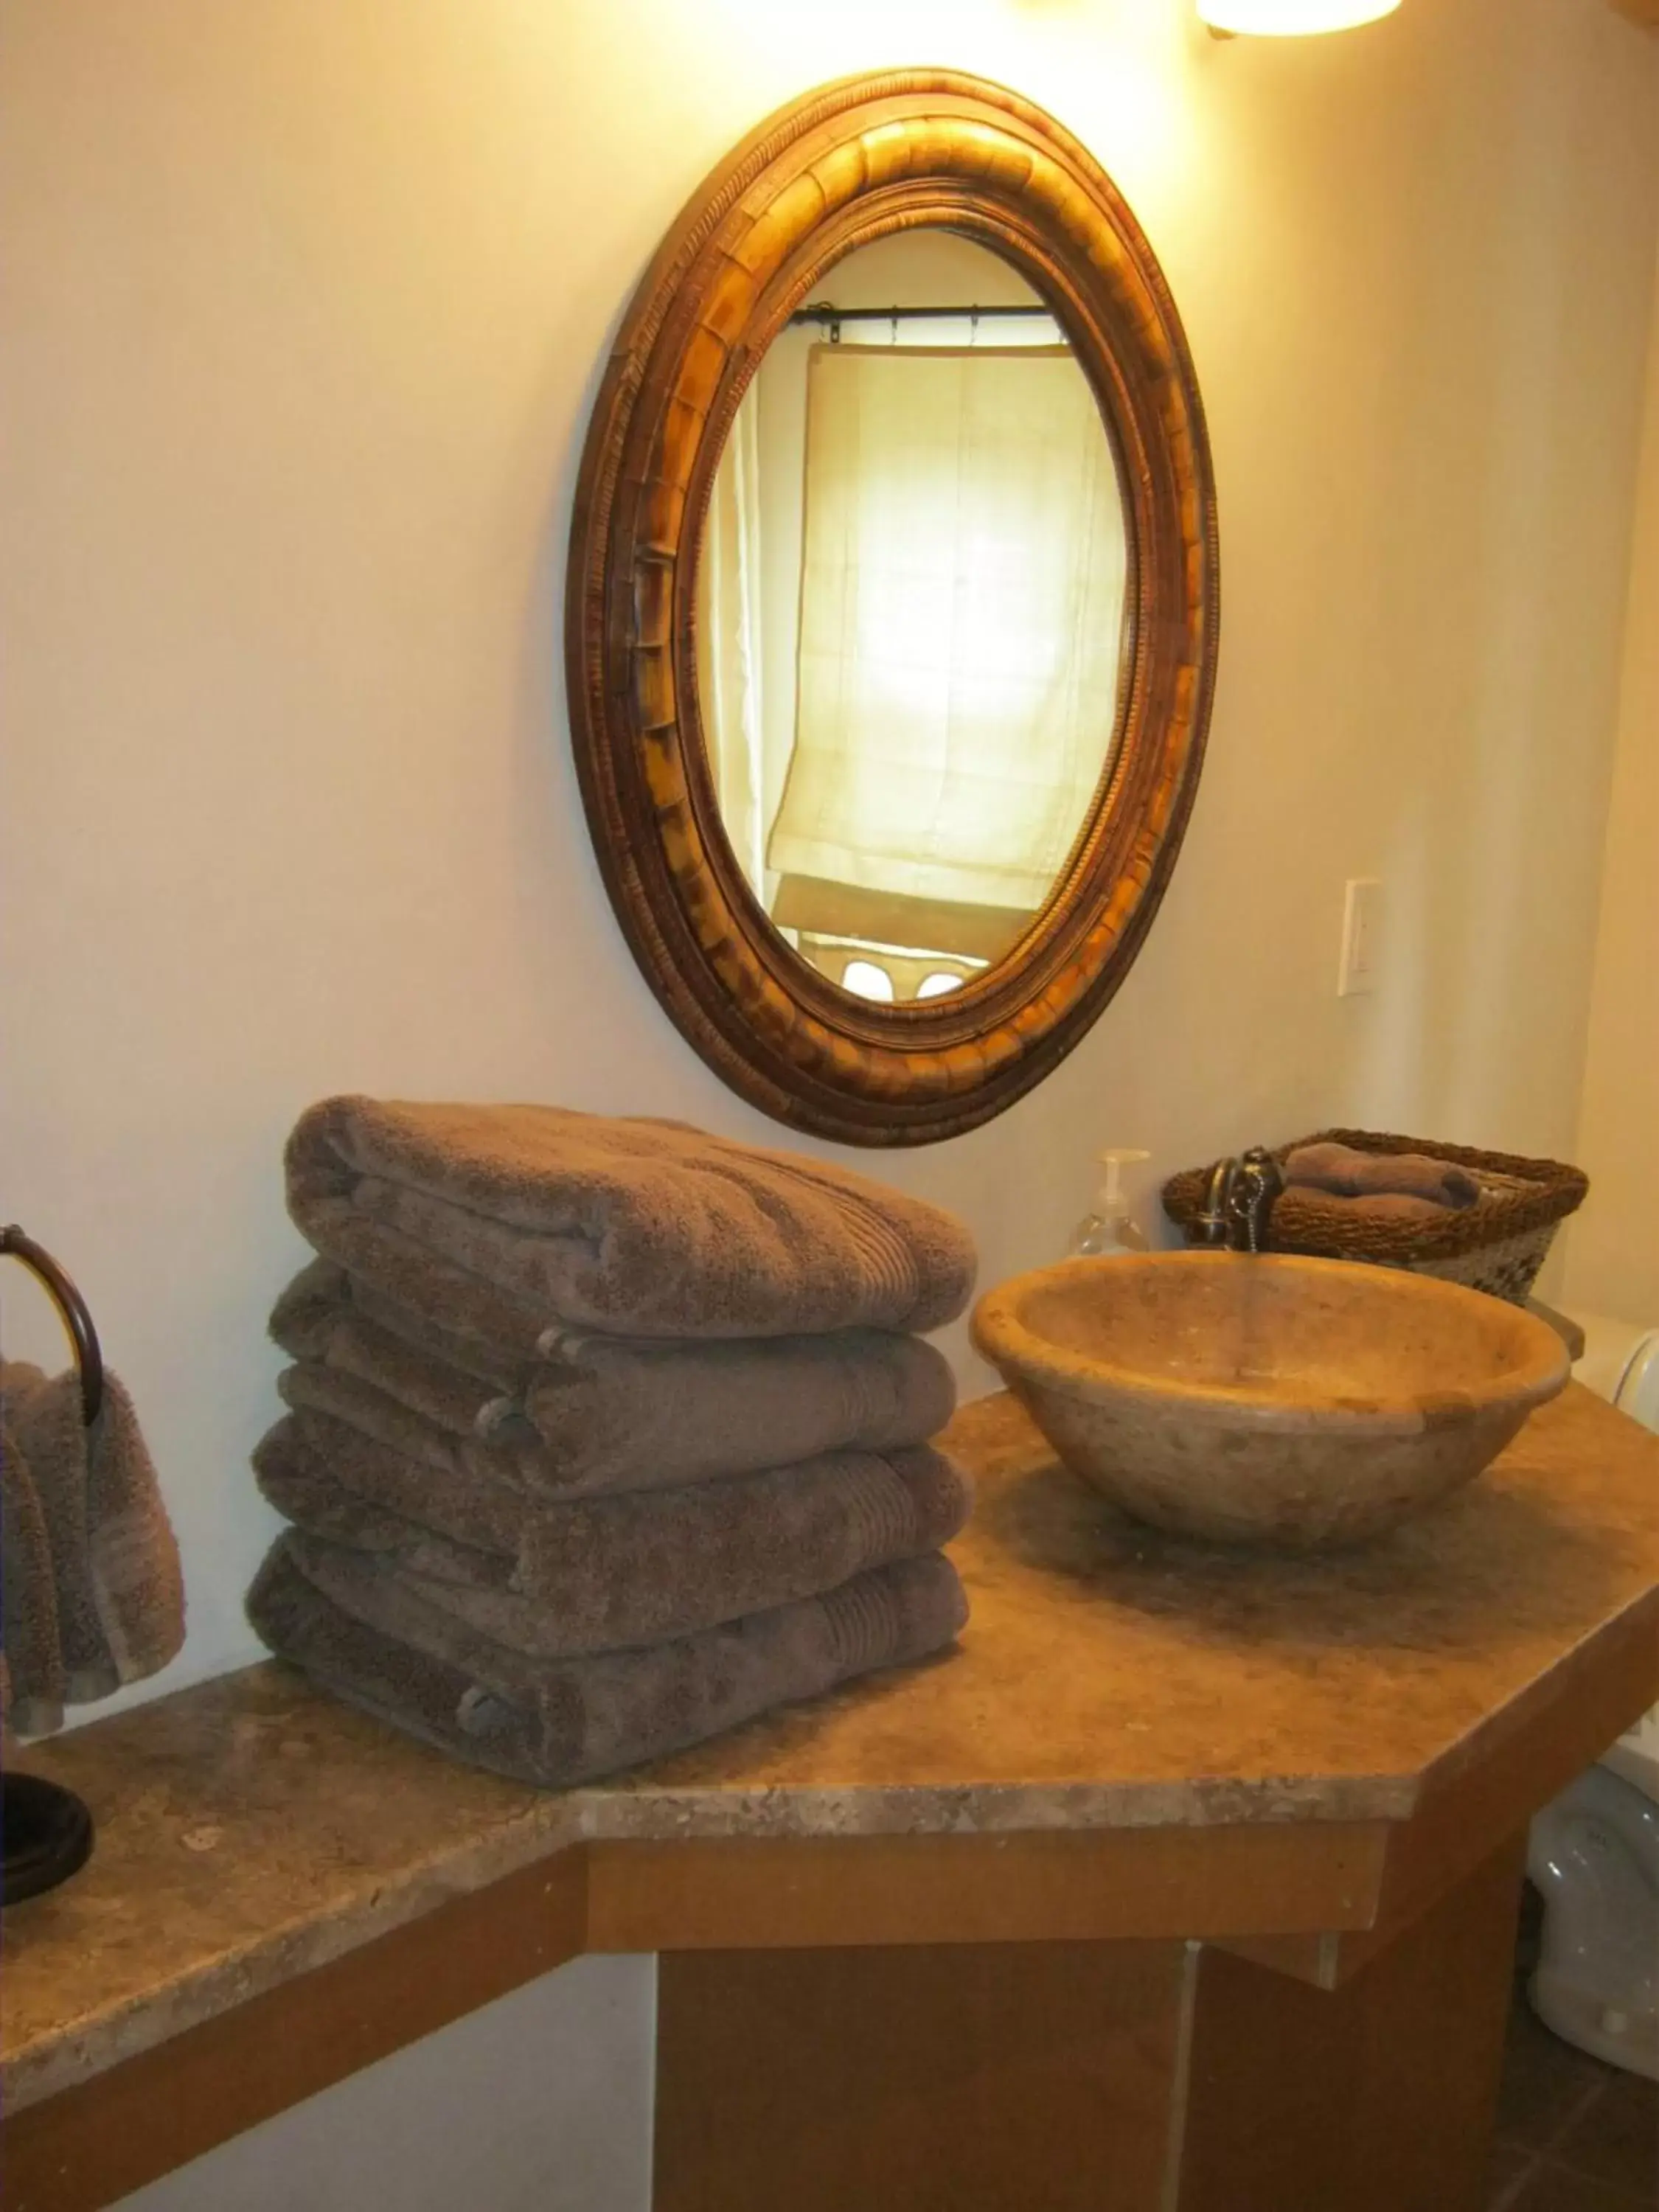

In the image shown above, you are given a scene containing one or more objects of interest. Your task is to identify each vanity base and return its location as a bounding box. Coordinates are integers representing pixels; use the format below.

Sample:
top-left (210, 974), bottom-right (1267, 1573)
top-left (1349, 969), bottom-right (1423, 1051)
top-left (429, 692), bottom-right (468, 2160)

top-left (655, 1835), bottom-right (1523, 2212)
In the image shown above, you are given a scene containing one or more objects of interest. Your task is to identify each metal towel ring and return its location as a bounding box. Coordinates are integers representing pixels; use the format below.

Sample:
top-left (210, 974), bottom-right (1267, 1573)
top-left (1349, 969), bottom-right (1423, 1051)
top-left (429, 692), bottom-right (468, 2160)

top-left (0, 1225), bottom-right (105, 1426)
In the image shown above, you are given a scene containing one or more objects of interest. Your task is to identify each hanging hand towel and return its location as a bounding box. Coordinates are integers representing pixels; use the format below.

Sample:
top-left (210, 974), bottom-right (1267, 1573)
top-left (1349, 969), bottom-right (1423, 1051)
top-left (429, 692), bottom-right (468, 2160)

top-left (0, 1362), bottom-right (184, 1718)
top-left (1, 1403), bottom-right (67, 1734)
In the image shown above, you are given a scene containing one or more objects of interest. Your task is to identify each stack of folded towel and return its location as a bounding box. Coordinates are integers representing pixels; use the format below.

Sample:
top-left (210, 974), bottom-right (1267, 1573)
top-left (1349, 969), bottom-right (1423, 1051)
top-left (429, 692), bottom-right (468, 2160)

top-left (248, 1097), bottom-right (978, 1789)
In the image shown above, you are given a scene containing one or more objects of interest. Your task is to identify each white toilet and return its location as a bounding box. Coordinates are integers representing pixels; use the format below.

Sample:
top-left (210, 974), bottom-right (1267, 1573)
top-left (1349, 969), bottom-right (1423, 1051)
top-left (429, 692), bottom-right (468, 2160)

top-left (1527, 1312), bottom-right (1659, 2081)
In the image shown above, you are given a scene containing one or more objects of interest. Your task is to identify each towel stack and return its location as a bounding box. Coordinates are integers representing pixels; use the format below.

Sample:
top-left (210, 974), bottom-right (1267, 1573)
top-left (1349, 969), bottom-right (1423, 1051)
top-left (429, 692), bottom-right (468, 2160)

top-left (248, 1097), bottom-right (978, 1789)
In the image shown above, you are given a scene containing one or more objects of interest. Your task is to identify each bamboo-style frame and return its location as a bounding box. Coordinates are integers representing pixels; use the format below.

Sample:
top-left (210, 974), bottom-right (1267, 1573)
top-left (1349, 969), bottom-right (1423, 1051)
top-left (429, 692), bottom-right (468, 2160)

top-left (566, 72), bottom-right (1219, 1144)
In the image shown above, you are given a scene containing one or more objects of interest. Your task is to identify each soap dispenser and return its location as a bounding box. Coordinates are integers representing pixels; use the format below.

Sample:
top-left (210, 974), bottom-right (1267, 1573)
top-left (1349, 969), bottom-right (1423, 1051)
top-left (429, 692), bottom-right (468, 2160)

top-left (1069, 1150), bottom-right (1151, 1259)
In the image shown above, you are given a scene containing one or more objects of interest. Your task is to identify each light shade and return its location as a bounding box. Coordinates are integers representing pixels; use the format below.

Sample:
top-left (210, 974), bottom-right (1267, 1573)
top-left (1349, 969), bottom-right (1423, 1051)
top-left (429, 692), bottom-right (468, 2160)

top-left (1200, 0), bottom-right (1400, 31)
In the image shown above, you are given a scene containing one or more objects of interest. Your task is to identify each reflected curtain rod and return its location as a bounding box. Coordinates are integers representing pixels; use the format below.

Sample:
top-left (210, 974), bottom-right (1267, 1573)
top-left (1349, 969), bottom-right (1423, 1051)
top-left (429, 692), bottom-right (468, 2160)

top-left (788, 303), bottom-right (1057, 327)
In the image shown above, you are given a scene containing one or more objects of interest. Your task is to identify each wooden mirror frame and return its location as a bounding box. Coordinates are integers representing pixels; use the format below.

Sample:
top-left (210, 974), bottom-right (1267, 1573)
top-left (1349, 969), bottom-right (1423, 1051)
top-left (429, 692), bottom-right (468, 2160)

top-left (567, 72), bottom-right (1217, 1145)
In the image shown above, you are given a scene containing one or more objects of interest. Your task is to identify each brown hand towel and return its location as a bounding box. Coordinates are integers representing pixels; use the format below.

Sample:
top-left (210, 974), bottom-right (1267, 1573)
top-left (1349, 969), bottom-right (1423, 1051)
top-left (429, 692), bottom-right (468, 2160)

top-left (271, 1261), bottom-right (957, 1497)
top-left (1, 1408), bottom-right (66, 1734)
top-left (285, 1096), bottom-right (976, 1343)
top-left (1285, 1142), bottom-right (1480, 1209)
top-left (0, 1363), bottom-right (184, 1715)
top-left (247, 1535), bottom-right (967, 1789)
top-left (254, 1408), bottom-right (971, 1657)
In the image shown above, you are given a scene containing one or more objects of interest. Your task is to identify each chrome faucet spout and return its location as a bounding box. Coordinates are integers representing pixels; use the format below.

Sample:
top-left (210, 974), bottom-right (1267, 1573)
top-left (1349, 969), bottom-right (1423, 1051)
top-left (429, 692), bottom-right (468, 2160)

top-left (1193, 1157), bottom-right (1239, 1247)
top-left (1235, 1146), bottom-right (1284, 1253)
top-left (1190, 1147), bottom-right (1284, 1253)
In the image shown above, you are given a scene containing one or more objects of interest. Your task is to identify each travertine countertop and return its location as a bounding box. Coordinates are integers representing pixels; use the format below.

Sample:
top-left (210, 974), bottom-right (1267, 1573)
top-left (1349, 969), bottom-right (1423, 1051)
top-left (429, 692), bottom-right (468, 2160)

top-left (4, 1385), bottom-right (1657, 2111)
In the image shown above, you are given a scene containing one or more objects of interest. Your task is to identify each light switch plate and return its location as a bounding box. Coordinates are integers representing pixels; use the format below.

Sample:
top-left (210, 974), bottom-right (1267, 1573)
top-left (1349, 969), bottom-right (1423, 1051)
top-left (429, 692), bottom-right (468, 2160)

top-left (1338, 877), bottom-right (1382, 997)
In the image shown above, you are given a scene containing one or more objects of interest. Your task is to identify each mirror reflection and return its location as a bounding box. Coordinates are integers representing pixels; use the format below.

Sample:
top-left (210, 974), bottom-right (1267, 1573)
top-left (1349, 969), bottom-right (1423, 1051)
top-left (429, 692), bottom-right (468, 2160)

top-left (698, 232), bottom-right (1132, 1006)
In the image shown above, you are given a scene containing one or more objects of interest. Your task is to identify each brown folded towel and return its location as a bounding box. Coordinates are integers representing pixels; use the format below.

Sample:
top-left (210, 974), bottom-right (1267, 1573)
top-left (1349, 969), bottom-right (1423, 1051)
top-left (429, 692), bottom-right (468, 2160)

top-left (273, 1259), bottom-right (524, 1408)
top-left (1, 1406), bottom-right (66, 1733)
top-left (275, 1361), bottom-right (560, 1498)
top-left (285, 1097), bottom-right (976, 1344)
top-left (271, 1261), bottom-right (957, 1498)
top-left (254, 1408), bottom-right (971, 1656)
top-left (247, 1535), bottom-right (967, 1789)
top-left (1285, 1141), bottom-right (1480, 1209)
top-left (0, 1363), bottom-right (184, 1725)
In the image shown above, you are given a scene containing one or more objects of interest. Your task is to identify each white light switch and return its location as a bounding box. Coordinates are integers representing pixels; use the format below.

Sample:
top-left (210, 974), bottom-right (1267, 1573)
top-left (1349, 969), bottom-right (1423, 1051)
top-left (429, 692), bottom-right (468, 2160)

top-left (1338, 877), bottom-right (1383, 998)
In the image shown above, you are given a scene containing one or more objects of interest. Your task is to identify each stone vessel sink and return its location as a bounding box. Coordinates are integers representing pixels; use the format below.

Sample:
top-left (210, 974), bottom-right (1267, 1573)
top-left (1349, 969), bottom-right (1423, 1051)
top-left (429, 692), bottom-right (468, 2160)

top-left (970, 1251), bottom-right (1570, 1549)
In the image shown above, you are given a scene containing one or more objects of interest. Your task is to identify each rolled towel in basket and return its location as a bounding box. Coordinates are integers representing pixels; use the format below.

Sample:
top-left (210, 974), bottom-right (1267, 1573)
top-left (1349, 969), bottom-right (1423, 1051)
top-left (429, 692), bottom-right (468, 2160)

top-left (285, 1097), bottom-right (976, 1345)
top-left (1285, 1141), bottom-right (1480, 1209)
top-left (1289, 1190), bottom-right (1466, 1223)
top-left (271, 1260), bottom-right (956, 1496)
top-left (254, 1408), bottom-right (972, 1657)
top-left (0, 1362), bottom-right (184, 1719)
top-left (247, 1534), bottom-right (968, 1790)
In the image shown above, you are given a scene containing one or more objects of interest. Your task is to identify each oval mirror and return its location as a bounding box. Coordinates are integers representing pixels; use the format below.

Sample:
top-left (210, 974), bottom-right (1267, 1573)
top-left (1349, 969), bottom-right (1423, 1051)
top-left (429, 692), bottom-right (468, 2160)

top-left (568, 73), bottom-right (1217, 1144)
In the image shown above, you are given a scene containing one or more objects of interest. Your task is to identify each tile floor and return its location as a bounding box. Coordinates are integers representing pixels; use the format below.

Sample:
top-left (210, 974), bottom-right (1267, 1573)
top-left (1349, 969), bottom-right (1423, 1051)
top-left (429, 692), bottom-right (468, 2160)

top-left (1486, 1889), bottom-right (1657, 2210)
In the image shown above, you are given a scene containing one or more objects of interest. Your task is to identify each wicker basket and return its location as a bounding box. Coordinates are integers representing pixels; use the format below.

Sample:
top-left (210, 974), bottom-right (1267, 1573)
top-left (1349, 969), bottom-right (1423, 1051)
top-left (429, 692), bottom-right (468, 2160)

top-left (1161, 1127), bottom-right (1588, 1307)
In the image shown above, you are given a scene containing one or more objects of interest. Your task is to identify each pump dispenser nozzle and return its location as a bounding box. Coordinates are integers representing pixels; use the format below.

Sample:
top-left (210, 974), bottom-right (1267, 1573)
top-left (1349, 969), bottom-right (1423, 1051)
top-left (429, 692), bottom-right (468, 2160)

top-left (1069, 1148), bottom-right (1152, 1259)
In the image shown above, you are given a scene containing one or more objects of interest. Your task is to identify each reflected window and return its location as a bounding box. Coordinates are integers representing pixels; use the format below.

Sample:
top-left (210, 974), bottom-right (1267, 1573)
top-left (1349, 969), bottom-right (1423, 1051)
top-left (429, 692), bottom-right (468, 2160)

top-left (841, 959), bottom-right (897, 1002)
top-left (769, 344), bottom-right (1124, 967)
top-left (698, 232), bottom-right (1130, 1004)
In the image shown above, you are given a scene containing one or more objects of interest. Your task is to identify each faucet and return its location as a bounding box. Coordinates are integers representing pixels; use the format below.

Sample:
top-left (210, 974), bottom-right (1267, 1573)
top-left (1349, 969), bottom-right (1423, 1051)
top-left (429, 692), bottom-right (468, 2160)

top-left (1191, 1147), bottom-right (1285, 1253)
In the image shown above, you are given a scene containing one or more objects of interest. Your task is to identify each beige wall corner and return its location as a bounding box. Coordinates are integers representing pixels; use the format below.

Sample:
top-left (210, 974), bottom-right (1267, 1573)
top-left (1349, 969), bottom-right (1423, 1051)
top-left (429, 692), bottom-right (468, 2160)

top-left (1565, 236), bottom-right (1659, 1328)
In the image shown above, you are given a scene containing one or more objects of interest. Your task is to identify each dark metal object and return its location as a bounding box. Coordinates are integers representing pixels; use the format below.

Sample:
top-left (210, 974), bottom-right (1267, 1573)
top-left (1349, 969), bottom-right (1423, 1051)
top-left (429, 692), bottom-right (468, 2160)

top-left (1191, 1148), bottom-right (1285, 1253)
top-left (1, 1772), bottom-right (94, 1905)
top-left (0, 1224), bottom-right (104, 1425)
top-left (1, 1228), bottom-right (104, 1902)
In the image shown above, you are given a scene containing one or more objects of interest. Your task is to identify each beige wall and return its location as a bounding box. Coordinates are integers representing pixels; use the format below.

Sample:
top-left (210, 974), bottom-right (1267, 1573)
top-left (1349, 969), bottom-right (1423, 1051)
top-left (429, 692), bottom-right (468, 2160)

top-left (1564, 234), bottom-right (1659, 1329)
top-left (1, 6), bottom-right (1655, 2199)
top-left (5, 0), bottom-right (1652, 1704)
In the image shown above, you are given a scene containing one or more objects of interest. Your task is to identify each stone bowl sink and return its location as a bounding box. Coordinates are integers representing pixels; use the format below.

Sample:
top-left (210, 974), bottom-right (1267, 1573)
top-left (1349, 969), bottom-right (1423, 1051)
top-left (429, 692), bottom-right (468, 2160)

top-left (970, 1251), bottom-right (1570, 1550)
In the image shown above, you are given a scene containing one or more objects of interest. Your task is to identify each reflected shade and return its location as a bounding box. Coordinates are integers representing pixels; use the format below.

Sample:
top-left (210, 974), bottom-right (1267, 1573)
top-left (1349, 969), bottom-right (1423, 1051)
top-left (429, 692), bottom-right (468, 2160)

top-left (764, 345), bottom-right (1126, 941)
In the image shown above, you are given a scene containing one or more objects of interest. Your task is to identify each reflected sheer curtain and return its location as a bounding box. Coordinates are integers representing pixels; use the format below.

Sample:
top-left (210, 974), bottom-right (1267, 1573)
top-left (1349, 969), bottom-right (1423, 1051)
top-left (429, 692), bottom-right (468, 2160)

top-left (766, 344), bottom-right (1127, 949)
top-left (696, 385), bottom-right (767, 896)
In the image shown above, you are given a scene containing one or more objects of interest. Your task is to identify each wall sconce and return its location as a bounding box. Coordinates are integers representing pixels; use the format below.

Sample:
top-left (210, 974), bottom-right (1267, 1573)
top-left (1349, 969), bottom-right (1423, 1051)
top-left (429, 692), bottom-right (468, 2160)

top-left (1200, 1), bottom-right (1400, 31)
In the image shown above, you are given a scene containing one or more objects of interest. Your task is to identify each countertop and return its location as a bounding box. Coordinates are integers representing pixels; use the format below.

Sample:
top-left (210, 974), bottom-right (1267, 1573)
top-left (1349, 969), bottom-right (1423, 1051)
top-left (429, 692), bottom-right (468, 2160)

top-left (4, 1384), bottom-right (1658, 2113)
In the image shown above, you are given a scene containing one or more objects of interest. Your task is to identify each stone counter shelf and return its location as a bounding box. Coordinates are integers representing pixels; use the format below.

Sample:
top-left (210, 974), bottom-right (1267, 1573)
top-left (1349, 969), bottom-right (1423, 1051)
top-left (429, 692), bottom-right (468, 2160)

top-left (5, 1387), bottom-right (1658, 2212)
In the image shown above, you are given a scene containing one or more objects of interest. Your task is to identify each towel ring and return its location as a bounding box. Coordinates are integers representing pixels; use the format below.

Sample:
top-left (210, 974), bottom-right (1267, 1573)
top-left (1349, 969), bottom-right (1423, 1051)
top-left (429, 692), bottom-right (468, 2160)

top-left (0, 1225), bottom-right (104, 1426)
